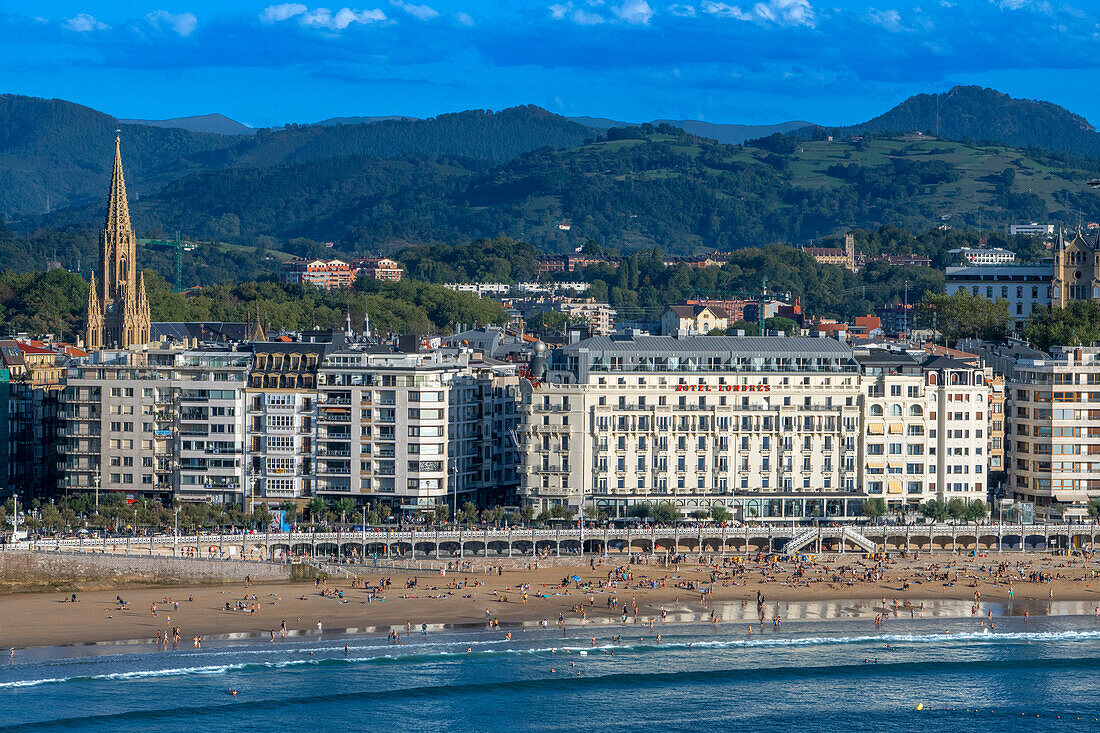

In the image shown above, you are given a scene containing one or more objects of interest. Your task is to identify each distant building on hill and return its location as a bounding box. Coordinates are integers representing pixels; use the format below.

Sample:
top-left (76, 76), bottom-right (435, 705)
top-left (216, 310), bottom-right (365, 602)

top-left (661, 304), bottom-right (730, 335)
top-left (949, 247), bottom-right (1016, 265)
top-left (803, 233), bottom-right (857, 272)
top-left (1009, 223), bottom-right (1055, 237)
top-left (353, 257), bottom-right (403, 282)
top-left (281, 258), bottom-right (355, 289)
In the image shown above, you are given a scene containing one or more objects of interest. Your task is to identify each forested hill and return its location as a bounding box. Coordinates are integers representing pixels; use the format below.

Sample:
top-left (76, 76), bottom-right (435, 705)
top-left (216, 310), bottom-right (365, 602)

top-left (37, 126), bottom-right (1100, 255)
top-left (0, 96), bottom-right (593, 216)
top-left (832, 86), bottom-right (1100, 160)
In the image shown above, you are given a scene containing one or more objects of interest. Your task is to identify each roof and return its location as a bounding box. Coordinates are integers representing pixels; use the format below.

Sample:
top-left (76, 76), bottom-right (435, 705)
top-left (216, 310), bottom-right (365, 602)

top-left (803, 247), bottom-right (847, 257)
top-left (945, 265), bottom-right (1051, 278)
top-left (559, 334), bottom-right (855, 358)
top-left (666, 304), bottom-right (729, 319)
top-left (921, 354), bottom-right (978, 371)
top-left (152, 322), bottom-right (259, 343)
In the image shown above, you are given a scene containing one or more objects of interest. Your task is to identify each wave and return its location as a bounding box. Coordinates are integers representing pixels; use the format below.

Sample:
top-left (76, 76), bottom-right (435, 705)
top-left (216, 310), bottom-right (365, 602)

top-left (5, 655), bottom-right (1100, 731)
top-left (3, 628), bottom-right (1098, 692)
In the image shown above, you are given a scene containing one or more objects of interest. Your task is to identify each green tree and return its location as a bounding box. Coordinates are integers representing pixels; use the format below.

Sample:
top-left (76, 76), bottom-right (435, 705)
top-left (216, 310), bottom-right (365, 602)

top-left (434, 504), bottom-right (451, 524)
top-left (964, 500), bottom-right (989, 523)
top-left (252, 504), bottom-right (273, 528)
top-left (307, 496), bottom-right (327, 525)
top-left (652, 502), bottom-right (682, 523)
top-left (923, 290), bottom-right (1009, 344)
top-left (862, 498), bottom-right (887, 520)
top-left (710, 505), bottom-right (731, 523)
top-left (920, 499), bottom-right (949, 522)
top-left (457, 501), bottom-right (479, 524)
top-left (1024, 300), bottom-right (1100, 351)
top-left (947, 498), bottom-right (968, 521)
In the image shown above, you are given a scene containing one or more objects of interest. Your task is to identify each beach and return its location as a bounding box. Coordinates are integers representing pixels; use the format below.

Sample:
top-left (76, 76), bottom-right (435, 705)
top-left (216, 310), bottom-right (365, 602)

top-left (2, 550), bottom-right (1099, 649)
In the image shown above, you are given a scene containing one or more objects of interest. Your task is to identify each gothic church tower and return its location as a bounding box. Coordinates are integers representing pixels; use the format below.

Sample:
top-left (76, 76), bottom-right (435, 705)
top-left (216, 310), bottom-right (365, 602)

top-left (85, 136), bottom-right (150, 350)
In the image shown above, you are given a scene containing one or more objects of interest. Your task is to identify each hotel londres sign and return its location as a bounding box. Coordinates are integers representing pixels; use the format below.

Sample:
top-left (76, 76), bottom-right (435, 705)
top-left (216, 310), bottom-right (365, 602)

top-left (675, 383), bottom-right (772, 392)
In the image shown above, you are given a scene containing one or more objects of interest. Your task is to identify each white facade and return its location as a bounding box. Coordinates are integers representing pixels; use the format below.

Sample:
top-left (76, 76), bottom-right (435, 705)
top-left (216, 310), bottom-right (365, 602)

top-left (1010, 223), bottom-right (1055, 237)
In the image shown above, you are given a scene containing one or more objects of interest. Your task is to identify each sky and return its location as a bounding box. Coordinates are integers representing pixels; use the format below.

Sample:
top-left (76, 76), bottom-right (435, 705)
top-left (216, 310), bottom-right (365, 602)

top-left (1, 1), bottom-right (1099, 128)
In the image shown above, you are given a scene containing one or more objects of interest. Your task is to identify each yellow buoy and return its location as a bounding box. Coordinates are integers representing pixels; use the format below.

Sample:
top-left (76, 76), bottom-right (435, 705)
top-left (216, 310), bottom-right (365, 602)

top-left (915, 704), bottom-right (924, 711)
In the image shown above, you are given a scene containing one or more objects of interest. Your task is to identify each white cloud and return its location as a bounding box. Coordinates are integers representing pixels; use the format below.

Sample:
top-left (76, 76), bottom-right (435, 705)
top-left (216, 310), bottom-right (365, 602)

top-left (867, 8), bottom-right (903, 31)
top-left (455, 11), bottom-right (474, 25)
top-left (146, 10), bottom-right (198, 37)
top-left (667, 4), bottom-right (697, 16)
top-left (260, 4), bottom-right (386, 30)
top-left (389, 0), bottom-right (439, 20)
top-left (260, 3), bottom-right (307, 23)
top-left (613, 0), bottom-right (654, 23)
top-left (996, 0), bottom-right (1030, 9)
top-left (63, 13), bottom-right (109, 32)
top-left (549, 0), bottom-right (653, 24)
top-left (701, 0), bottom-right (814, 26)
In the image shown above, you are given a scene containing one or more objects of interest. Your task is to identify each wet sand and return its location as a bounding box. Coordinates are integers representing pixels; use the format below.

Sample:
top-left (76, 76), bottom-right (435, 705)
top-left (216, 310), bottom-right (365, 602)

top-left (3, 552), bottom-right (1100, 649)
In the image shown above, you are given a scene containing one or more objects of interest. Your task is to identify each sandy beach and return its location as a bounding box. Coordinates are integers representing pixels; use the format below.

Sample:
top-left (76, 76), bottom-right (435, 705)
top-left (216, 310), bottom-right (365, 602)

top-left (2, 551), bottom-right (1099, 649)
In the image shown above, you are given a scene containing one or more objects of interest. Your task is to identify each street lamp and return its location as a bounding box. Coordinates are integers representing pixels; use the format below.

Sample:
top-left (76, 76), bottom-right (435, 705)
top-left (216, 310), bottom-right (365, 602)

top-left (93, 474), bottom-right (100, 510)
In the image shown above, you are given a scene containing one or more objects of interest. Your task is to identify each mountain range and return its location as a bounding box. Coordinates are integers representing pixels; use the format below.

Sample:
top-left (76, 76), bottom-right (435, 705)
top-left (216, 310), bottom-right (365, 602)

top-left (3, 84), bottom-right (1100, 266)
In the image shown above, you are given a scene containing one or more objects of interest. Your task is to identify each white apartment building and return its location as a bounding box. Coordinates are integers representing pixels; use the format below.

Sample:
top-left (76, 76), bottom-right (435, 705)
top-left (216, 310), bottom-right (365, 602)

top-left (518, 334), bottom-right (866, 522)
top-left (945, 265), bottom-right (1052, 329)
top-left (1006, 346), bottom-right (1100, 519)
top-left (856, 349), bottom-right (989, 508)
top-left (62, 348), bottom-right (249, 504)
top-left (949, 247), bottom-right (1016, 265)
top-left (1010, 223), bottom-right (1056, 237)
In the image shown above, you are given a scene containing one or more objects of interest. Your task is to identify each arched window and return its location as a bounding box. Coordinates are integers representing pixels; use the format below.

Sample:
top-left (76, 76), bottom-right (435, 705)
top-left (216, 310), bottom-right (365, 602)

top-left (927, 373), bottom-right (937, 385)
top-left (869, 404), bottom-right (883, 416)
top-left (890, 404), bottom-right (902, 416)
top-left (909, 404), bottom-right (923, 416)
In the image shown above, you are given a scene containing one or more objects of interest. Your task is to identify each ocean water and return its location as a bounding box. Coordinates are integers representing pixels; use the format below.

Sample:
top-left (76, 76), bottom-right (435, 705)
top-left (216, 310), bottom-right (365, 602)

top-left (1, 606), bottom-right (1098, 732)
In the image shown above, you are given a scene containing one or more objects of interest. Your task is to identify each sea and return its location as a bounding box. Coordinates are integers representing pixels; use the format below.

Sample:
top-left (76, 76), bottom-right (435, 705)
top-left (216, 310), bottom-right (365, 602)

top-left (0, 599), bottom-right (1098, 732)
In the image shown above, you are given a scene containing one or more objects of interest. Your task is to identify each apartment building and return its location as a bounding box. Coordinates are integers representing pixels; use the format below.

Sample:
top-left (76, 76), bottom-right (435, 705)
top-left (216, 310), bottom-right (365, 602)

top-left (280, 258), bottom-right (355, 290)
top-left (1006, 346), bottom-right (1100, 519)
top-left (61, 348), bottom-right (249, 504)
top-left (518, 334), bottom-right (866, 522)
top-left (855, 349), bottom-right (990, 508)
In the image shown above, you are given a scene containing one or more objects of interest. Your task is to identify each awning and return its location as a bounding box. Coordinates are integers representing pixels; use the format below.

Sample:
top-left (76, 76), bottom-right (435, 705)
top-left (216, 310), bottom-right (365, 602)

top-left (866, 461), bottom-right (885, 469)
top-left (867, 424), bottom-right (885, 435)
top-left (888, 423), bottom-right (904, 434)
top-left (887, 481), bottom-right (904, 494)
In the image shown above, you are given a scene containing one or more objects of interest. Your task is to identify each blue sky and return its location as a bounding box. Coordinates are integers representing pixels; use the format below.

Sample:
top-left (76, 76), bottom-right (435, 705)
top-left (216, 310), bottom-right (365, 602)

top-left (1, 1), bottom-right (1098, 128)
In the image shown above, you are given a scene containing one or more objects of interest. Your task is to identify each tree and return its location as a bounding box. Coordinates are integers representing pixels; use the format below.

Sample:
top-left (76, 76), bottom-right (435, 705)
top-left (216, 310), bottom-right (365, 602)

top-left (691, 509), bottom-right (709, 520)
top-left (549, 504), bottom-right (576, 520)
top-left (946, 498), bottom-right (968, 521)
top-left (922, 290), bottom-right (1009, 344)
top-left (307, 496), bottom-right (327, 525)
top-left (482, 506), bottom-right (506, 525)
top-left (457, 501), bottom-right (479, 524)
top-left (920, 499), bottom-right (949, 522)
top-left (964, 500), bottom-right (989, 523)
top-left (710, 506), bottom-right (731, 523)
top-left (652, 502), bottom-right (681, 523)
top-left (278, 500), bottom-right (298, 528)
top-left (519, 505), bottom-right (535, 523)
top-left (334, 497), bottom-right (356, 522)
top-left (862, 498), bottom-right (887, 520)
top-left (1024, 300), bottom-right (1100, 351)
top-left (434, 504), bottom-right (451, 524)
top-left (251, 504), bottom-right (272, 528)
top-left (628, 503), bottom-right (653, 520)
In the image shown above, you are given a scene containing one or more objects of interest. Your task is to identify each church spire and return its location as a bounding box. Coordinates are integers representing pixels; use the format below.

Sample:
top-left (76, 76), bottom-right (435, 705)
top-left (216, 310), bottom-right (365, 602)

top-left (86, 134), bottom-right (150, 350)
top-left (105, 134), bottom-right (133, 239)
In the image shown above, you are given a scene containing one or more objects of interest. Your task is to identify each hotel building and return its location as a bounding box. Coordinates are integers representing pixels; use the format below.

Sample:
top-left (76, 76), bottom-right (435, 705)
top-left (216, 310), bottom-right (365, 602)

top-left (518, 334), bottom-right (866, 522)
top-left (1006, 346), bottom-right (1100, 519)
top-left (517, 335), bottom-right (991, 521)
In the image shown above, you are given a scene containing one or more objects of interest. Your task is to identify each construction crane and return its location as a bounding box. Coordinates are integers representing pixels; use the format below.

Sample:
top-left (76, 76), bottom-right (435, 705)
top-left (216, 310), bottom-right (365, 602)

top-left (138, 231), bottom-right (194, 292)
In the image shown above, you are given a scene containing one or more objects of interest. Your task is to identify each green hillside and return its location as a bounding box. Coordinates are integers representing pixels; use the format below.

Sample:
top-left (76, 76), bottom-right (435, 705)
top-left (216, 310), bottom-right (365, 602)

top-left (0, 96), bottom-right (593, 217)
top-left (36, 126), bottom-right (1097, 256)
top-left (834, 85), bottom-right (1100, 160)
